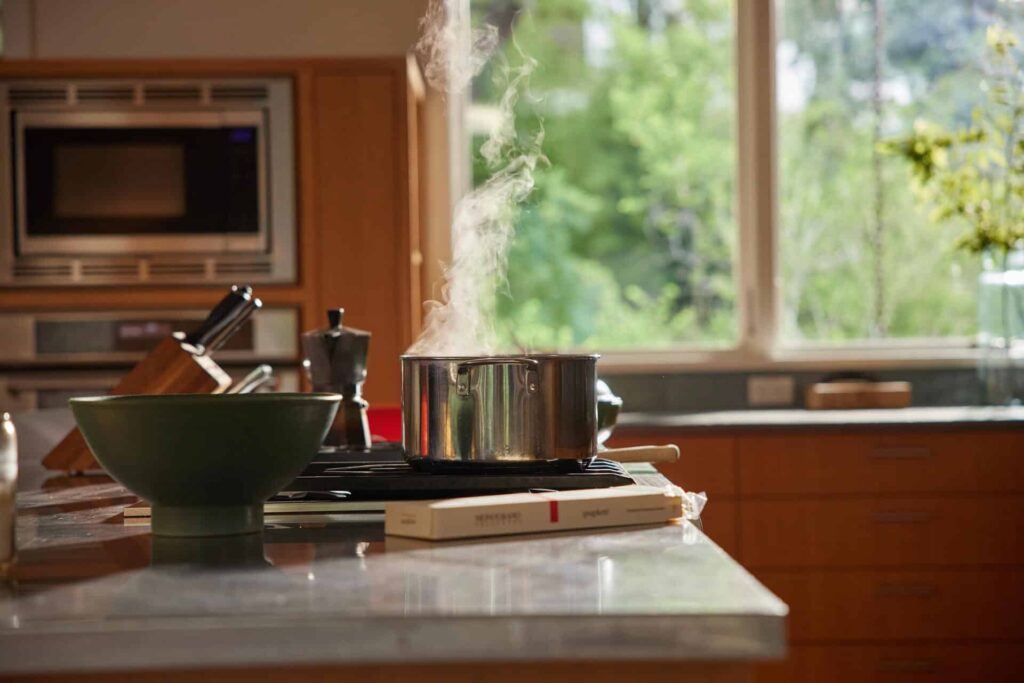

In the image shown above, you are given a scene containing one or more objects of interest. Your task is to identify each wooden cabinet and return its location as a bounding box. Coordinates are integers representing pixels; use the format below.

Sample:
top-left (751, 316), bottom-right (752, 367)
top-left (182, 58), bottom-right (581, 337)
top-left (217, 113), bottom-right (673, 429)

top-left (309, 61), bottom-right (422, 404)
top-left (758, 644), bottom-right (1024, 683)
top-left (757, 569), bottom-right (1024, 640)
top-left (738, 431), bottom-right (1024, 495)
top-left (609, 433), bottom-right (737, 497)
top-left (0, 58), bottom-right (425, 407)
top-left (609, 424), bottom-right (1024, 682)
top-left (740, 496), bottom-right (1024, 568)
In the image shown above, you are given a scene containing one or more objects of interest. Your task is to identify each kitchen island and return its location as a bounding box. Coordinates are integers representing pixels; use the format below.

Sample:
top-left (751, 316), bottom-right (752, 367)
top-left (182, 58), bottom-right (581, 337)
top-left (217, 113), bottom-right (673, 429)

top-left (0, 464), bottom-right (786, 682)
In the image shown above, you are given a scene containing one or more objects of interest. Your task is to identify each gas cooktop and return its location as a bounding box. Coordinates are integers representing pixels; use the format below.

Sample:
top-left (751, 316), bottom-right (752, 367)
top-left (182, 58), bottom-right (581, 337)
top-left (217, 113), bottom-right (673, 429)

top-left (276, 443), bottom-right (636, 502)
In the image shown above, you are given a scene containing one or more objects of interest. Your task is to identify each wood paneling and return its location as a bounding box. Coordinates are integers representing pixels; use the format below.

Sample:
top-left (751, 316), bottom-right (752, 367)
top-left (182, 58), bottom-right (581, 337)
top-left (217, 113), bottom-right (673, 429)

top-left (739, 430), bottom-right (1024, 496)
top-left (757, 643), bottom-right (1024, 683)
top-left (313, 71), bottom-right (409, 405)
top-left (740, 496), bottom-right (1024, 569)
top-left (757, 569), bottom-right (1024, 640)
top-left (0, 58), bottom-right (414, 79)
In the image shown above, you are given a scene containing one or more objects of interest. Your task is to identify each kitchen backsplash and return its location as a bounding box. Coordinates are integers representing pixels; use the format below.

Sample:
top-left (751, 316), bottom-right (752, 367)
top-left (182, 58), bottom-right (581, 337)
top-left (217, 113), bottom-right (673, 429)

top-left (602, 367), bottom-right (983, 414)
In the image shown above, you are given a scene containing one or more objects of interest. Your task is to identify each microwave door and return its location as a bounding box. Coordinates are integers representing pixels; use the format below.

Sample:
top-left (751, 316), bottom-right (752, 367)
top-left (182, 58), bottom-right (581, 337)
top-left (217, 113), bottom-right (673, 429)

top-left (14, 110), bottom-right (268, 256)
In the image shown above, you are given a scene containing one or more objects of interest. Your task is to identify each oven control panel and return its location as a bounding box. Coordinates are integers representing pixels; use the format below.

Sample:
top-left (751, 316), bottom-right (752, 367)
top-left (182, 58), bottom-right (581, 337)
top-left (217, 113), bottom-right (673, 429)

top-left (0, 366), bottom-right (302, 413)
top-left (0, 307), bottom-right (298, 366)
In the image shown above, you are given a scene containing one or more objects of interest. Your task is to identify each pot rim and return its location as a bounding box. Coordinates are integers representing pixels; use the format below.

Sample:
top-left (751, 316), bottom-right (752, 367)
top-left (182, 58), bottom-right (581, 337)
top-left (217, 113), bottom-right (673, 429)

top-left (401, 353), bottom-right (600, 361)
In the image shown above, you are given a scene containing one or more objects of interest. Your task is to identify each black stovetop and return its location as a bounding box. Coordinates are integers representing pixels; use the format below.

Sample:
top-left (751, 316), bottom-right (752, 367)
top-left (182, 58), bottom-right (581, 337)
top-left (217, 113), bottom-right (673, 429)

top-left (277, 443), bottom-right (635, 502)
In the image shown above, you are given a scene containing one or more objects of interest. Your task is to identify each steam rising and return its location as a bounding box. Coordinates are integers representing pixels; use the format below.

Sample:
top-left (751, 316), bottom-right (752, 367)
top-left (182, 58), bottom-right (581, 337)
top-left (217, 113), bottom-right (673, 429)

top-left (415, 0), bottom-right (498, 94)
top-left (407, 0), bottom-right (542, 356)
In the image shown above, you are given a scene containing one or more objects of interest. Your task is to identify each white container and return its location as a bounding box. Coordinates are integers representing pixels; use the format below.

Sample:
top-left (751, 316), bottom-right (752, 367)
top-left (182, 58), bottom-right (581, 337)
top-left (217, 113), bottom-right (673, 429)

top-left (385, 485), bottom-right (682, 541)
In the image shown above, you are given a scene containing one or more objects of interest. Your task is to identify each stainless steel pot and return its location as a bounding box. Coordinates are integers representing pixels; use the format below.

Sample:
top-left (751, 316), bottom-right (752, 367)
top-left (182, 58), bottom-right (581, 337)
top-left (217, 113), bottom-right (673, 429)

top-left (401, 354), bottom-right (598, 463)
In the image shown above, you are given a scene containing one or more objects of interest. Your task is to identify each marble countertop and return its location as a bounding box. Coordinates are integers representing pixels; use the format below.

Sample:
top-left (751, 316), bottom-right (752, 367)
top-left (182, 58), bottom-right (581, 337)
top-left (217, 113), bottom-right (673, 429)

top-left (0, 471), bottom-right (786, 675)
top-left (617, 405), bottom-right (1024, 432)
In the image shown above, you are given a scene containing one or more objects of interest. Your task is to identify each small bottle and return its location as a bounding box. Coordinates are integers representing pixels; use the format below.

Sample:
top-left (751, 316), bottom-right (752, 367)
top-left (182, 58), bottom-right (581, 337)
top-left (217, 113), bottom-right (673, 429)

top-left (0, 413), bottom-right (16, 579)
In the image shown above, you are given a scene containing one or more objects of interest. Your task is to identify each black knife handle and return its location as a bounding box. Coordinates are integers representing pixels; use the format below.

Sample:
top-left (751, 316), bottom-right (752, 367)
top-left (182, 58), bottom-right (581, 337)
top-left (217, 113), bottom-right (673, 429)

top-left (180, 285), bottom-right (254, 354)
top-left (204, 295), bottom-right (262, 354)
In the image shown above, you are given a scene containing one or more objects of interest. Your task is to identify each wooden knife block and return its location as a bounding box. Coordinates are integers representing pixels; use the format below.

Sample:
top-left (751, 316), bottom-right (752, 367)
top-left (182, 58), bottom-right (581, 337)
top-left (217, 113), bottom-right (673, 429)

top-left (43, 336), bottom-right (233, 473)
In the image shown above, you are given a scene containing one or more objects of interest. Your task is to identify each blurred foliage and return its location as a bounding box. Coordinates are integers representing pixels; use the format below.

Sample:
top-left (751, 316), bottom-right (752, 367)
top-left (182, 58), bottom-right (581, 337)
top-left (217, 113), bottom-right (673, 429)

top-left (881, 25), bottom-right (1024, 254)
top-left (473, 0), bottom-right (735, 350)
top-left (469, 0), bottom-right (1024, 349)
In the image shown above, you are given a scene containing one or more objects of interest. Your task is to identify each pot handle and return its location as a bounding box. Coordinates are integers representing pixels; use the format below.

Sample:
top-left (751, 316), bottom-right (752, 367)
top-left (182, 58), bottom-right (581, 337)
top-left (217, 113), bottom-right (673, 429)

top-left (455, 357), bottom-right (540, 396)
top-left (598, 444), bottom-right (680, 464)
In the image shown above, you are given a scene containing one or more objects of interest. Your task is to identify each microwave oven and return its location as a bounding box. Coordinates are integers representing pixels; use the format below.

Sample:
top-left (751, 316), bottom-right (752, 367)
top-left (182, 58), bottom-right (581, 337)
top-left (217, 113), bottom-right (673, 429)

top-left (0, 78), bottom-right (296, 285)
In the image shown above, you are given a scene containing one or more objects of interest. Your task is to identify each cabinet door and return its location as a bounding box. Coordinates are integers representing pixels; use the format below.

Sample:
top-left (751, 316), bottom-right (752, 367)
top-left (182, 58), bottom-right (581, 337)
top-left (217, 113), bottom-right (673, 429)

top-left (758, 643), bottom-right (1024, 683)
top-left (312, 70), bottom-right (417, 406)
top-left (740, 497), bottom-right (1024, 568)
top-left (756, 569), bottom-right (1024, 640)
top-left (738, 430), bottom-right (1024, 496)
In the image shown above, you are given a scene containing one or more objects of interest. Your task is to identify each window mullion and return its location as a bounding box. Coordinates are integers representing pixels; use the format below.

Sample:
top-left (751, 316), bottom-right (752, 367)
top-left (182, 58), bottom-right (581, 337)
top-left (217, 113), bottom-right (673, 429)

top-left (735, 0), bottom-right (779, 360)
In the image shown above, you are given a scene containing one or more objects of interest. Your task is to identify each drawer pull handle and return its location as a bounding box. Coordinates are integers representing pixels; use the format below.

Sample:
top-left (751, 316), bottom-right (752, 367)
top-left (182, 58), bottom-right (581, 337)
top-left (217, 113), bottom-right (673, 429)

top-left (876, 582), bottom-right (938, 598)
top-left (877, 658), bottom-right (937, 673)
top-left (871, 511), bottom-right (932, 524)
top-left (871, 447), bottom-right (931, 459)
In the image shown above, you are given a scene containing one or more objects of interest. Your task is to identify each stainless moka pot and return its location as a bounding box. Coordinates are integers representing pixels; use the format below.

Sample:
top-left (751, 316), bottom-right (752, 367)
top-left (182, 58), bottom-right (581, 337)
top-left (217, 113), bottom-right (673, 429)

top-left (301, 309), bottom-right (371, 449)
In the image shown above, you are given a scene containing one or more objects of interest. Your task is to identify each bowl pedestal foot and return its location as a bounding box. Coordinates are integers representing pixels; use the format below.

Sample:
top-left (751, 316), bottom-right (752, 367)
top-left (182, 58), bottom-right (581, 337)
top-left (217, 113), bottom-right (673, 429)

top-left (151, 504), bottom-right (264, 537)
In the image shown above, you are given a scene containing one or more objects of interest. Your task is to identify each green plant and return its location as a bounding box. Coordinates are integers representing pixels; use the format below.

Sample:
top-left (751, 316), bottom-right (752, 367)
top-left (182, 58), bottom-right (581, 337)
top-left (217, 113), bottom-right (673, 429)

top-left (882, 24), bottom-right (1024, 255)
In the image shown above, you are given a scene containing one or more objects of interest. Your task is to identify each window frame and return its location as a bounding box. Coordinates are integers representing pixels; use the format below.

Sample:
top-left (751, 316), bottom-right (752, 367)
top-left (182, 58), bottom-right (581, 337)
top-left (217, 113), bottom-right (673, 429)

top-left (453, 0), bottom-right (984, 372)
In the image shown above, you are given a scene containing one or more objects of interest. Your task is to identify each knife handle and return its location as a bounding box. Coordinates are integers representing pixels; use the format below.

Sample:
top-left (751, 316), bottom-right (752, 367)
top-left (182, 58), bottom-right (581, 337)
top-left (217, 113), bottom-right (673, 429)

top-left (179, 285), bottom-right (255, 354)
top-left (204, 295), bottom-right (262, 355)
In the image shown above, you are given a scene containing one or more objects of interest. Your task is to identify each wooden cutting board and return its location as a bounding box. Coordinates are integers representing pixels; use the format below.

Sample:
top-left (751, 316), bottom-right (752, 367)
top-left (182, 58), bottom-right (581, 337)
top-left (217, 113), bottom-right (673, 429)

top-left (805, 380), bottom-right (912, 410)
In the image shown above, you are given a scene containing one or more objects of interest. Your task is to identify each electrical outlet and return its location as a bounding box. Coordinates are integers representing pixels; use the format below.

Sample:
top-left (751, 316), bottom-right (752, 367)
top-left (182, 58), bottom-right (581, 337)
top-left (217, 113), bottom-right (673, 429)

top-left (747, 375), bottom-right (795, 407)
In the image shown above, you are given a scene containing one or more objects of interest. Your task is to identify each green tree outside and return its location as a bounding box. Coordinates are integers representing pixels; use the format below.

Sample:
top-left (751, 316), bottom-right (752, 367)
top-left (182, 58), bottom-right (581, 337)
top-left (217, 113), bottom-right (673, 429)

top-left (469, 0), bottom-right (1023, 350)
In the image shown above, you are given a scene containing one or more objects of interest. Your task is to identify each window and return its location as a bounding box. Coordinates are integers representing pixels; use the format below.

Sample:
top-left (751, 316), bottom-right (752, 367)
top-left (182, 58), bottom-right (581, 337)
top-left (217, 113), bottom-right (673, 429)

top-left (470, 0), bottom-right (737, 350)
top-left (779, 0), bottom-right (1024, 345)
top-left (464, 0), bottom-right (1024, 363)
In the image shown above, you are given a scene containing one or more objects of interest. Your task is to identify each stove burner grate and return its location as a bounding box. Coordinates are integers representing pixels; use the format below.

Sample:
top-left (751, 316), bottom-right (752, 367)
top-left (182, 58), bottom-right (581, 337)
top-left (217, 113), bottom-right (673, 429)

top-left (283, 454), bottom-right (635, 501)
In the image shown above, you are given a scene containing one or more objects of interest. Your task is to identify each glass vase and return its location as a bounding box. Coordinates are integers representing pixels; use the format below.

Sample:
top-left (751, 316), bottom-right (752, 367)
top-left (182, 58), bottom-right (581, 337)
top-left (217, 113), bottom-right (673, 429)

top-left (977, 247), bottom-right (1024, 405)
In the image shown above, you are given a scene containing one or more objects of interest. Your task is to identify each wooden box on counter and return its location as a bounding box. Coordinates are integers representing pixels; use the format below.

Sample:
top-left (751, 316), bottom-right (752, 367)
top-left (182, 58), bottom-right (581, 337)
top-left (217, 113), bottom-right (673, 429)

top-left (608, 416), bottom-right (1024, 683)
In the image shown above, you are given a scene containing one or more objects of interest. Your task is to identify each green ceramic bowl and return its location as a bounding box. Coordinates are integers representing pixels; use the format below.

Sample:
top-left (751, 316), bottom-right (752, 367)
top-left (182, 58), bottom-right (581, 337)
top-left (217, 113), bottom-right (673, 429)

top-left (70, 393), bottom-right (340, 537)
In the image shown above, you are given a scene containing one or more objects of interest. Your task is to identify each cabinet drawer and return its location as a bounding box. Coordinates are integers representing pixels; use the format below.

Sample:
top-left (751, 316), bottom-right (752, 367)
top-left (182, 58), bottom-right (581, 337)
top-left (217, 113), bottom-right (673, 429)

top-left (608, 433), bottom-right (736, 496)
top-left (738, 430), bottom-right (1024, 496)
top-left (757, 569), bottom-right (1024, 640)
top-left (740, 497), bottom-right (1024, 568)
top-left (757, 643), bottom-right (1024, 683)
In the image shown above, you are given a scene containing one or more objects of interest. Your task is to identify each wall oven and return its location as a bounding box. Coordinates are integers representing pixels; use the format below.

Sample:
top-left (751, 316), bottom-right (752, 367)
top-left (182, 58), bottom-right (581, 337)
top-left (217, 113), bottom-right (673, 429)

top-left (0, 79), bottom-right (296, 285)
top-left (0, 367), bottom-right (302, 412)
top-left (0, 307), bottom-right (301, 412)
